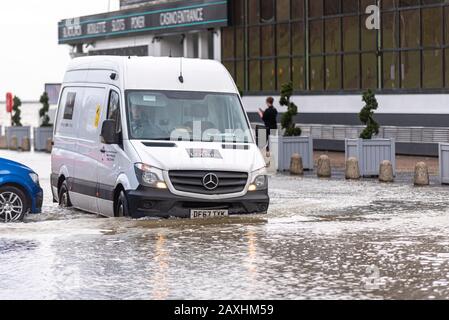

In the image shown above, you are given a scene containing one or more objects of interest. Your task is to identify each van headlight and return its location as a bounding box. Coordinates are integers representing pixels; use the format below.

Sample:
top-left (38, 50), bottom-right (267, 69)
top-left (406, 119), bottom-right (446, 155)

top-left (134, 163), bottom-right (167, 189)
top-left (29, 173), bottom-right (39, 185)
top-left (248, 168), bottom-right (268, 191)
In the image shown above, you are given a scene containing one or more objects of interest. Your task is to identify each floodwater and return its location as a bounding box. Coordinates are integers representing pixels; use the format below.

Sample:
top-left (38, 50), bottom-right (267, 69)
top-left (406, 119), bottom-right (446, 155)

top-left (1, 151), bottom-right (449, 300)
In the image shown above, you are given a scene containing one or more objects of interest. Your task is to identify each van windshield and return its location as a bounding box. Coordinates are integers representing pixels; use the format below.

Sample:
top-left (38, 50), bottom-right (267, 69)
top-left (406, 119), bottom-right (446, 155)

top-left (125, 91), bottom-right (253, 143)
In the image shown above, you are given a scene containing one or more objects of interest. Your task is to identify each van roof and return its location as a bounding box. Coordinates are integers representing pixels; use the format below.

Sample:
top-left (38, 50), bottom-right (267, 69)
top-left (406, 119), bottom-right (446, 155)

top-left (64, 56), bottom-right (238, 94)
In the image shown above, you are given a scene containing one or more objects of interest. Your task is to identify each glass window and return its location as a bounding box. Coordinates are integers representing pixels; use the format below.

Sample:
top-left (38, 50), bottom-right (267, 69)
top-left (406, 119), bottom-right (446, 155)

top-left (277, 23), bottom-right (290, 56)
top-left (310, 20), bottom-right (323, 54)
top-left (401, 50), bottom-right (420, 89)
top-left (63, 92), bottom-right (76, 120)
top-left (277, 58), bottom-right (291, 88)
top-left (236, 28), bottom-right (244, 58)
top-left (422, 7), bottom-right (442, 47)
top-left (261, 0), bottom-right (275, 23)
top-left (445, 7), bottom-right (449, 44)
top-left (292, 22), bottom-right (305, 55)
top-left (292, 58), bottom-right (306, 90)
top-left (248, 0), bottom-right (260, 24)
top-left (399, 0), bottom-right (421, 8)
top-left (326, 55), bottom-right (341, 90)
top-left (423, 49), bottom-right (443, 88)
top-left (445, 49), bottom-right (449, 88)
top-left (222, 28), bottom-right (234, 60)
top-left (310, 57), bottom-right (324, 90)
top-left (361, 53), bottom-right (377, 89)
top-left (108, 91), bottom-right (122, 134)
top-left (382, 12), bottom-right (398, 49)
top-left (126, 91), bottom-right (252, 143)
top-left (343, 54), bottom-right (359, 90)
top-left (262, 59), bottom-right (275, 91)
top-left (261, 25), bottom-right (274, 56)
top-left (361, 21), bottom-right (377, 51)
top-left (277, 0), bottom-right (290, 21)
top-left (383, 52), bottom-right (399, 90)
top-left (309, 0), bottom-right (323, 17)
top-left (292, 0), bottom-right (304, 19)
top-left (236, 61), bottom-right (245, 90)
top-left (233, 0), bottom-right (245, 26)
top-left (400, 9), bottom-right (420, 48)
top-left (249, 60), bottom-right (260, 91)
top-left (249, 27), bottom-right (260, 57)
top-left (382, 0), bottom-right (397, 10)
top-left (324, 0), bottom-right (341, 16)
top-left (342, 0), bottom-right (358, 13)
top-left (222, 0), bottom-right (449, 94)
top-left (325, 18), bottom-right (341, 53)
top-left (343, 16), bottom-right (359, 52)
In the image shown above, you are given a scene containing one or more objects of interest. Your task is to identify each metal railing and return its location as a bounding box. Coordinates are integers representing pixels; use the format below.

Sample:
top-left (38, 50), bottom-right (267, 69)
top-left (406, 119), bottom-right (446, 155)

top-left (301, 125), bottom-right (449, 144)
top-left (252, 123), bottom-right (449, 144)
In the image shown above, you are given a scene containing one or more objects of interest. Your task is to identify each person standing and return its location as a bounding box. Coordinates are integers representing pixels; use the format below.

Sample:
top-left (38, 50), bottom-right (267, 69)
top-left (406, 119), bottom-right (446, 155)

top-left (258, 97), bottom-right (278, 154)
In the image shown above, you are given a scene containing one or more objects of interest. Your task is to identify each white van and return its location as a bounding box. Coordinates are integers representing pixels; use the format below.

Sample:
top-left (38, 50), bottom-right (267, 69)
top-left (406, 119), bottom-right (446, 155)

top-left (51, 56), bottom-right (269, 219)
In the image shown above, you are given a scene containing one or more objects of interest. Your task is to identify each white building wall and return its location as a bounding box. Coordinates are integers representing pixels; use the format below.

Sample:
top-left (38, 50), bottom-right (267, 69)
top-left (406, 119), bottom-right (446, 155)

top-left (242, 94), bottom-right (449, 115)
top-left (198, 31), bottom-right (209, 59)
top-left (183, 33), bottom-right (196, 58)
top-left (88, 34), bottom-right (156, 55)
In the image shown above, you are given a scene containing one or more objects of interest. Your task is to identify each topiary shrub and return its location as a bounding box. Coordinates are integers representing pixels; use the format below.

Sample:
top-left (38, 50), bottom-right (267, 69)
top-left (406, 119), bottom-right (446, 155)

top-left (39, 92), bottom-right (51, 127)
top-left (280, 82), bottom-right (302, 137)
top-left (359, 89), bottom-right (380, 140)
top-left (11, 96), bottom-right (22, 127)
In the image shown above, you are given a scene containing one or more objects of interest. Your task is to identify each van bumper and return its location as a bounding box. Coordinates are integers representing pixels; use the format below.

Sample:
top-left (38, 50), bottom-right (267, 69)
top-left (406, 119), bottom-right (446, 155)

top-left (125, 187), bottom-right (270, 219)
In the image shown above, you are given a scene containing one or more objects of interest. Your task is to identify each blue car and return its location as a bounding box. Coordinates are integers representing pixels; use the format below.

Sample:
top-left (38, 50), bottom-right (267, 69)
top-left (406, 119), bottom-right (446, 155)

top-left (0, 157), bottom-right (43, 222)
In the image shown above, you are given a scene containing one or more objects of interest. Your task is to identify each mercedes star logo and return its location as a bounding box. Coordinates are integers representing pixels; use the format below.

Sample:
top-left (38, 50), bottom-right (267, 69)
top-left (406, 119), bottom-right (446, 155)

top-left (203, 173), bottom-right (219, 191)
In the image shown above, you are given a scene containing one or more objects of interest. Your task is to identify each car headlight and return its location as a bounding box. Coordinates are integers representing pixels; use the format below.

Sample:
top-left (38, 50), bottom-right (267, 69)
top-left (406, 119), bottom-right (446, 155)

top-left (134, 163), bottom-right (167, 189)
top-left (248, 168), bottom-right (268, 191)
top-left (29, 173), bottom-right (39, 185)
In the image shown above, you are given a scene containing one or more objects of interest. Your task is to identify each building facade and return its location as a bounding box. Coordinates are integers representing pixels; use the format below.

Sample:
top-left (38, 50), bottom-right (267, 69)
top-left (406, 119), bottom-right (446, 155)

top-left (59, 0), bottom-right (225, 59)
top-left (59, 0), bottom-right (449, 155)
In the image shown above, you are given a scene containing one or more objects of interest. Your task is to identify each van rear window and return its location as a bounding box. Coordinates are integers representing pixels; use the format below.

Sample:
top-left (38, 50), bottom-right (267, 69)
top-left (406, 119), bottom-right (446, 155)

top-left (63, 92), bottom-right (76, 120)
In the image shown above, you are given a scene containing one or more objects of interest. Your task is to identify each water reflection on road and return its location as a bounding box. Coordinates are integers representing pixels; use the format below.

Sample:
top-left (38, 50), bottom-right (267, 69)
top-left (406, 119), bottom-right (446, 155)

top-left (1, 157), bottom-right (449, 299)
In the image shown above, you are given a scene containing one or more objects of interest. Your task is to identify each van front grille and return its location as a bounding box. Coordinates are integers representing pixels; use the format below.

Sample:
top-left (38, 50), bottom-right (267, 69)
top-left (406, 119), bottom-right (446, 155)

top-left (168, 171), bottom-right (248, 195)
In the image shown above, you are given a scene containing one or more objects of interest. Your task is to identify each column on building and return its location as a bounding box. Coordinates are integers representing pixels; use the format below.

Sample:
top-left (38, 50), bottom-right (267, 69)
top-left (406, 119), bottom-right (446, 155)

top-left (198, 31), bottom-right (209, 59)
top-left (183, 34), bottom-right (196, 58)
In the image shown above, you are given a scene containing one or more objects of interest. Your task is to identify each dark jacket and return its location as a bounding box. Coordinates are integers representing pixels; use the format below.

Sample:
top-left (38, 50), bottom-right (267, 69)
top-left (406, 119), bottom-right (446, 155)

top-left (262, 106), bottom-right (278, 130)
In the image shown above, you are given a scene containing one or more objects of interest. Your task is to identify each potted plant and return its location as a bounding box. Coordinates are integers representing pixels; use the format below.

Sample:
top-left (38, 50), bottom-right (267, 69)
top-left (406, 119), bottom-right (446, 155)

top-left (269, 82), bottom-right (313, 171)
top-left (345, 90), bottom-right (396, 176)
top-left (34, 92), bottom-right (54, 151)
top-left (5, 96), bottom-right (31, 150)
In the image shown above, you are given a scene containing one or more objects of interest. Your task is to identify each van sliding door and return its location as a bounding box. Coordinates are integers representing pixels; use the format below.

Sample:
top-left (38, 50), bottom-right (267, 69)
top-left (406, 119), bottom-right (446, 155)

top-left (72, 86), bottom-right (107, 214)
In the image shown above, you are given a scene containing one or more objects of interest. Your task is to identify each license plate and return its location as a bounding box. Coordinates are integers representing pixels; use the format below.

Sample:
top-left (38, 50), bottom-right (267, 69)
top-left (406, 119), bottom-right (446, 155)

top-left (190, 210), bottom-right (229, 219)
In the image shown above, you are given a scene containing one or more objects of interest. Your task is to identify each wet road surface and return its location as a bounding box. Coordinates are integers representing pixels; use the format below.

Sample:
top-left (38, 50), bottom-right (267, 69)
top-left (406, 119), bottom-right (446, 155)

top-left (1, 151), bottom-right (449, 300)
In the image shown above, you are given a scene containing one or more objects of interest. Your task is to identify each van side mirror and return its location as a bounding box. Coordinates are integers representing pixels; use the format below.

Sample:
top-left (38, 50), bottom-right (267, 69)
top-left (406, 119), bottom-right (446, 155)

top-left (101, 120), bottom-right (119, 145)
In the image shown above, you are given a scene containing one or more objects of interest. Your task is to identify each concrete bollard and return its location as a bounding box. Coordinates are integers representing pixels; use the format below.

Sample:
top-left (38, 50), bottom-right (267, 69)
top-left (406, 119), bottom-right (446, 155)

top-left (345, 157), bottom-right (361, 180)
top-left (46, 138), bottom-right (53, 153)
top-left (21, 137), bottom-right (31, 152)
top-left (9, 136), bottom-right (18, 151)
top-left (317, 155), bottom-right (332, 178)
top-left (290, 153), bottom-right (304, 175)
top-left (414, 162), bottom-right (430, 186)
top-left (379, 160), bottom-right (394, 183)
top-left (0, 136), bottom-right (7, 149)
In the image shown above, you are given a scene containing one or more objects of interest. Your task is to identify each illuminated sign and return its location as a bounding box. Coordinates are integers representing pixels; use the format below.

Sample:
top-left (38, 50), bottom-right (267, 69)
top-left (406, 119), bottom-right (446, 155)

top-left (58, 0), bottom-right (228, 44)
